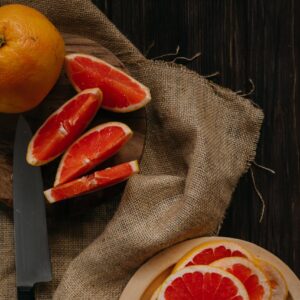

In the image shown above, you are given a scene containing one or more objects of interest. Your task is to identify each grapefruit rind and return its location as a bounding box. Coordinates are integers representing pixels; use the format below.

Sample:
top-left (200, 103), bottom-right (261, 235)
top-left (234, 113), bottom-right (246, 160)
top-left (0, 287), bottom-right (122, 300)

top-left (173, 240), bottom-right (253, 272)
top-left (54, 121), bottom-right (133, 186)
top-left (44, 160), bottom-right (139, 203)
top-left (26, 88), bottom-right (102, 166)
top-left (157, 265), bottom-right (250, 300)
top-left (44, 189), bottom-right (55, 204)
top-left (128, 160), bottom-right (140, 173)
top-left (211, 257), bottom-right (271, 300)
top-left (257, 259), bottom-right (288, 300)
top-left (65, 53), bottom-right (151, 113)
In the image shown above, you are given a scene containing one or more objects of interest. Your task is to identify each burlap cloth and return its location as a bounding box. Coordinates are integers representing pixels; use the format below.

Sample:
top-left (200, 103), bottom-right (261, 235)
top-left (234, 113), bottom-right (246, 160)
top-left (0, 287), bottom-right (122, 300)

top-left (0, 0), bottom-right (264, 299)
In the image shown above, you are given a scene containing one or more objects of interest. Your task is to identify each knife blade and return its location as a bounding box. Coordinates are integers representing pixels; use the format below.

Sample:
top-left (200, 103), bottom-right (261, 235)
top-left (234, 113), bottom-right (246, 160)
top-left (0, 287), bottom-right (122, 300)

top-left (13, 115), bottom-right (52, 299)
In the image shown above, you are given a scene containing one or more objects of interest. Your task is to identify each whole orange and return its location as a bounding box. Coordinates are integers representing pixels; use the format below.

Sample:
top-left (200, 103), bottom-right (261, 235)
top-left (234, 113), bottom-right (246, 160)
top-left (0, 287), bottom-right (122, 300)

top-left (0, 4), bottom-right (65, 113)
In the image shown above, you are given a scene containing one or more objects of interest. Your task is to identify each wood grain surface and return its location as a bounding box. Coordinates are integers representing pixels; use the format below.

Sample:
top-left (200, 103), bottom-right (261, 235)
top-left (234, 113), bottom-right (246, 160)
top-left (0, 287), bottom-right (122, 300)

top-left (92, 0), bottom-right (300, 277)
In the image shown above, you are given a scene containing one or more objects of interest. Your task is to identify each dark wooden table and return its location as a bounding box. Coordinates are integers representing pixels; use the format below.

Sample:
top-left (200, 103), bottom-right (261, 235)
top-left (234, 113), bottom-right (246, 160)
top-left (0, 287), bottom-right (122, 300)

top-left (93, 0), bottom-right (300, 277)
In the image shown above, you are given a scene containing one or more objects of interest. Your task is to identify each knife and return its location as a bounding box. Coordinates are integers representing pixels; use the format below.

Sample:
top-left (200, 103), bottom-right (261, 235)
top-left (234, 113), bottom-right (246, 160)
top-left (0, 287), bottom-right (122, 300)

top-left (13, 116), bottom-right (52, 300)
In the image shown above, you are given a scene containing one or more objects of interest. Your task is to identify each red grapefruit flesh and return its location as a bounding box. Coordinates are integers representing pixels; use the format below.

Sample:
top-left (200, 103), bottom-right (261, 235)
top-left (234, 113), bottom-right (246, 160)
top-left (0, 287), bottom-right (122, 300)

top-left (158, 265), bottom-right (249, 300)
top-left (27, 88), bottom-right (102, 166)
top-left (54, 122), bottom-right (133, 186)
top-left (65, 53), bottom-right (151, 112)
top-left (173, 241), bottom-right (253, 272)
top-left (44, 160), bottom-right (139, 203)
top-left (211, 257), bottom-right (271, 300)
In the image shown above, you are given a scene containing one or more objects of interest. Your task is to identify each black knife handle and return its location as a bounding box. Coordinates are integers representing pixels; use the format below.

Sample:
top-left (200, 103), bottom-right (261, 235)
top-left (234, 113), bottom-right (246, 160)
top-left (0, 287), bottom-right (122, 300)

top-left (17, 287), bottom-right (35, 300)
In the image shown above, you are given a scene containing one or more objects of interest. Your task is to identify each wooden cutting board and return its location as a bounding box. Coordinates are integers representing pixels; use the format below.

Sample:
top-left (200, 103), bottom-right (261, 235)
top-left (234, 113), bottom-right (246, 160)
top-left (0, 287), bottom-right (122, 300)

top-left (120, 237), bottom-right (300, 300)
top-left (0, 32), bottom-right (146, 215)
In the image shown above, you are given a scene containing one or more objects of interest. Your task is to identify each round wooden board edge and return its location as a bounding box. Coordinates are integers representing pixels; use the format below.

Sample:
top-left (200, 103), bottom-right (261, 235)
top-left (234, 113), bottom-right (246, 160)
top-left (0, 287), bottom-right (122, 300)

top-left (120, 236), bottom-right (300, 300)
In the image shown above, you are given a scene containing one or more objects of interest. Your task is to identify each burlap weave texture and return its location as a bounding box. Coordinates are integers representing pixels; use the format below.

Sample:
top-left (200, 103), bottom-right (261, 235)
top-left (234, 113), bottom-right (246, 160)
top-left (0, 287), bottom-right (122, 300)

top-left (0, 1), bottom-right (263, 299)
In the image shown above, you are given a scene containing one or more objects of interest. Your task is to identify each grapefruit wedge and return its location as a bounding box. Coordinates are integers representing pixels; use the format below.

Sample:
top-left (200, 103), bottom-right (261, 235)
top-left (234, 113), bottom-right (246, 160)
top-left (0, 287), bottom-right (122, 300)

top-left (27, 88), bottom-right (102, 166)
top-left (173, 240), bottom-right (253, 272)
top-left (157, 265), bottom-right (249, 300)
top-left (44, 160), bottom-right (139, 203)
top-left (65, 53), bottom-right (151, 112)
top-left (54, 122), bottom-right (132, 186)
top-left (211, 257), bottom-right (271, 300)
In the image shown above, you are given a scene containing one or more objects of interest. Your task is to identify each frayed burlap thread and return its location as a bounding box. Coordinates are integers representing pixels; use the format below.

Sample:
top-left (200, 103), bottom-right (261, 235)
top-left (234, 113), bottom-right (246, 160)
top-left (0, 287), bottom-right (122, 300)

top-left (0, 1), bottom-right (263, 299)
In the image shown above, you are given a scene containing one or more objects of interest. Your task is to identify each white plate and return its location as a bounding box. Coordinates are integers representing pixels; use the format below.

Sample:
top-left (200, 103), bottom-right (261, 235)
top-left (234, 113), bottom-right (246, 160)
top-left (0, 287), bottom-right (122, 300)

top-left (120, 236), bottom-right (300, 300)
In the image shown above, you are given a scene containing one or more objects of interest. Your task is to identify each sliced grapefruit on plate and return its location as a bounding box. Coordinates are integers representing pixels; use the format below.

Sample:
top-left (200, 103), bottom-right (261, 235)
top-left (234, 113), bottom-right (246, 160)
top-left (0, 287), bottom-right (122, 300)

top-left (45, 160), bottom-right (139, 203)
top-left (27, 88), bottom-right (102, 166)
top-left (65, 53), bottom-right (151, 112)
top-left (54, 122), bottom-right (133, 186)
top-left (211, 257), bottom-right (271, 300)
top-left (257, 260), bottom-right (288, 300)
top-left (157, 265), bottom-right (249, 300)
top-left (173, 240), bottom-right (253, 272)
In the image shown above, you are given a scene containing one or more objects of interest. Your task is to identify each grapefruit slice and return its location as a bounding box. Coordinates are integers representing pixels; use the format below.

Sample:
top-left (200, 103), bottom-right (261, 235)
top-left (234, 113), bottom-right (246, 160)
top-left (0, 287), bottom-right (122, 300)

top-left (157, 265), bottom-right (249, 300)
top-left (27, 88), bottom-right (102, 166)
top-left (44, 160), bottom-right (139, 203)
top-left (211, 257), bottom-right (271, 300)
top-left (257, 260), bottom-right (288, 300)
top-left (65, 53), bottom-right (151, 112)
top-left (173, 240), bottom-right (253, 272)
top-left (54, 122), bottom-right (132, 186)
